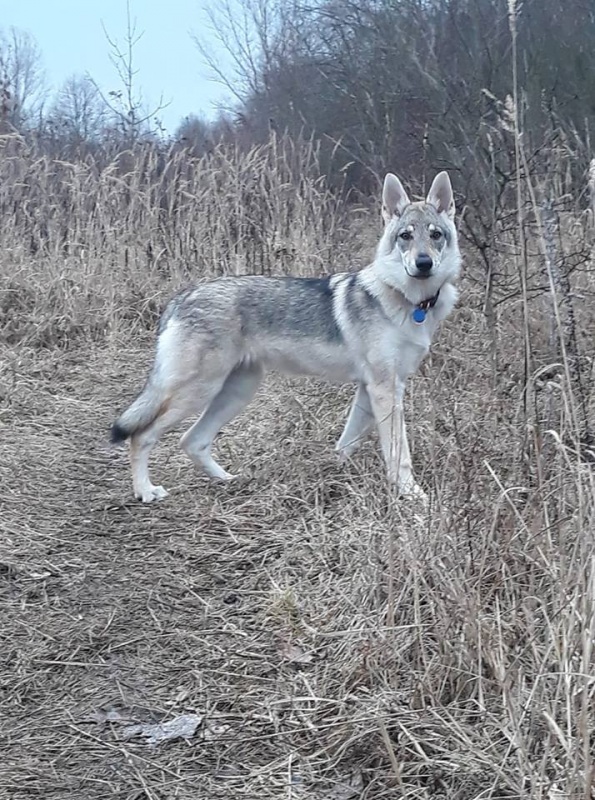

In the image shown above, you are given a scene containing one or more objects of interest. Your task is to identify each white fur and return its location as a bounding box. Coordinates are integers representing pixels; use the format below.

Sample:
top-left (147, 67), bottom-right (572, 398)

top-left (113, 171), bottom-right (461, 504)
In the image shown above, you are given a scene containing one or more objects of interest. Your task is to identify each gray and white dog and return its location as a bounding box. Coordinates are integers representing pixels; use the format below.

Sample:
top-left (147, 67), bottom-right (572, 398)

top-left (111, 171), bottom-right (461, 503)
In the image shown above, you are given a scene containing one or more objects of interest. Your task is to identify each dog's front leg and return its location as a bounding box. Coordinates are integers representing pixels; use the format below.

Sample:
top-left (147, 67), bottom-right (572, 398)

top-left (336, 383), bottom-right (375, 459)
top-left (396, 405), bottom-right (427, 501)
top-left (366, 379), bottom-right (427, 501)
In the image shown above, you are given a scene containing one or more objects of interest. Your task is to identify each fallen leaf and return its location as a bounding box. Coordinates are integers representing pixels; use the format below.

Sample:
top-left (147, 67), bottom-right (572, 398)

top-left (281, 641), bottom-right (314, 664)
top-left (121, 713), bottom-right (202, 746)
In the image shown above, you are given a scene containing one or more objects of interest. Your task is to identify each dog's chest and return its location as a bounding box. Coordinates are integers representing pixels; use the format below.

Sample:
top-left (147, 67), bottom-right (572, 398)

top-left (373, 315), bottom-right (435, 378)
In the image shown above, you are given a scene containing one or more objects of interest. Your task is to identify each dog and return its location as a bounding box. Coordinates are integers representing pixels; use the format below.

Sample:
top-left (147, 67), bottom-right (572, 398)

top-left (111, 171), bottom-right (461, 503)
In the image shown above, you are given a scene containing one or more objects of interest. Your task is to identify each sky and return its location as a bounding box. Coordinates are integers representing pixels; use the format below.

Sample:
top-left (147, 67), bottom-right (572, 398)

top-left (0, 0), bottom-right (235, 133)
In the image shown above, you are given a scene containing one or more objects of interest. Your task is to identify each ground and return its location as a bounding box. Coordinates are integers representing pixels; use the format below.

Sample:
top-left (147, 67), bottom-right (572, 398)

top-left (2, 305), bottom-right (594, 800)
top-left (1, 340), bottom-right (430, 799)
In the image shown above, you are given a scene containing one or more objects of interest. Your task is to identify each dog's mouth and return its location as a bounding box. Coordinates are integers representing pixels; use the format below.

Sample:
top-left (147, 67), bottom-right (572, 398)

top-left (405, 267), bottom-right (432, 280)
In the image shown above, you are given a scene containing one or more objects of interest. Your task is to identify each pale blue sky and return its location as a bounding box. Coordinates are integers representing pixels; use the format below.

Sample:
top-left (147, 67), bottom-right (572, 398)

top-left (0, 0), bottom-right (234, 133)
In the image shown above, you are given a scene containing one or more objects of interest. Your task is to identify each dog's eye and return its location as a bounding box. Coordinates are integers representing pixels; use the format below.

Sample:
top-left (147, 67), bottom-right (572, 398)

top-left (430, 229), bottom-right (443, 240)
top-left (399, 231), bottom-right (413, 241)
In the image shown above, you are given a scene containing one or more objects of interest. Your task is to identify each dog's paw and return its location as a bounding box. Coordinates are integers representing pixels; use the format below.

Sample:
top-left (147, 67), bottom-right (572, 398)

top-left (336, 443), bottom-right (360, 464)
top-left (335, 448), bottom-right (350, 465)
top-left (399, 480), bottom-right (428, 506)
top-left (189, 448), bottom-right (238, 482)
top-left (214, 470), bottom-right (238, 482)
top-left (135, 485), bottom-right (169, 503)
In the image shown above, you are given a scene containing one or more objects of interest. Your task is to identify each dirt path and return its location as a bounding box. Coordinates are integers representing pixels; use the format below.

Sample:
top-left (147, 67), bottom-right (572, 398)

top-left (1, 343), bottom-right (399, 799)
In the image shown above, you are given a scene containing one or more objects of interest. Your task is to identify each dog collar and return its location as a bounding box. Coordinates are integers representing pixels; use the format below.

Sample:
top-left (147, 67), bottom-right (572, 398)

top-left (412, 289), bottom-right (440, 324)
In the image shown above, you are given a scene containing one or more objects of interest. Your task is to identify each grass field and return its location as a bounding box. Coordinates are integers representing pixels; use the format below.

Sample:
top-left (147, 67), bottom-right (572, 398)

top-left (1, 134), bottom-right (595, 799)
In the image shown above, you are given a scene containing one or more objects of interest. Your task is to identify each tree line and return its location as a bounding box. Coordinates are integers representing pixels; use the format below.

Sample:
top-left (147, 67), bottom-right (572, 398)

top-left (2, 0), bottom-right (594, 246)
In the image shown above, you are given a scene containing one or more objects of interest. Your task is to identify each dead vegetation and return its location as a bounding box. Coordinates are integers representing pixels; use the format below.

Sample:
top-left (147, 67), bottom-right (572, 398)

top-left (1, 131), bottom-right (595, 800)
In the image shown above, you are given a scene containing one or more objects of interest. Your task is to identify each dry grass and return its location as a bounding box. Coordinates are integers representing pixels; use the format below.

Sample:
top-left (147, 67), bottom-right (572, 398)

top-left (0, 133), bottom-right (354, 348)
top-left (1, 133), bottom-right (595, 800)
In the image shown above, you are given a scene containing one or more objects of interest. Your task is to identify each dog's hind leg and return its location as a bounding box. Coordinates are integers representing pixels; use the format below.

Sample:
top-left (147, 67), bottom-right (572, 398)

top-left (130, 405), bottom-right (188, 503)
top-left (336, 383), bottom-right (375, 460)
top-left (130, 378), bottom-right (227, 503)
top-left (180, 362), bottom-right (264, 481)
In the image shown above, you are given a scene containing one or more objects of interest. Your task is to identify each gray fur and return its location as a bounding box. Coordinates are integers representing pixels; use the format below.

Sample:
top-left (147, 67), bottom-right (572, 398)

top-left (111, 171), bottom-right (461, 504)
top-left (160, 276), bottom-right (341, 343)
top-left (238, 277), bottom-right (342, 342)
top-left (394, 205), bottom-right (449, 258)
top-left (343, 273), bottom-right (384, 325)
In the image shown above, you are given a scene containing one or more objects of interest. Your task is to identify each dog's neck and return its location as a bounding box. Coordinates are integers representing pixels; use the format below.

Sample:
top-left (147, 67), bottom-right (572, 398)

top-left (383, 281), bottom-right (441, 312)
top-left (411, 288), bottom-right (440, 324)
top-left (359, 267), bottom-right (449, 323)
top-left (416, 289), bottom-right (440, 311)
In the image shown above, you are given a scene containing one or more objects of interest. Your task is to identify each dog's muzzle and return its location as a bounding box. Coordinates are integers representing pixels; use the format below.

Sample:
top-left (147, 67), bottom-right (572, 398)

top-left (414, 253), bottom-right (433, 278)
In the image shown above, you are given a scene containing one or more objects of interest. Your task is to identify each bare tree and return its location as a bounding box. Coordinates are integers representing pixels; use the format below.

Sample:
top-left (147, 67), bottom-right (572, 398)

top-left (193, 0), bottom-right (298, 105)
top-left (49, 74), bottom-right (108, 144)
top-left (0, 27), bottom-right (46, 129)
top-left (193, 0), bottom-right (595, 189)
top-left (175, 113), bottom-right (214, 154)
top-left (94, 0), bottom-right (167, 145)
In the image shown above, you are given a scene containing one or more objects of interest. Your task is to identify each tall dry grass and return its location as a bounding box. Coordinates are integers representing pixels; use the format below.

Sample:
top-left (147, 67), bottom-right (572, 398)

top-left (1, 127), bottom-right (595, 797)
top-left (0, 133), bottom-right (355, 347)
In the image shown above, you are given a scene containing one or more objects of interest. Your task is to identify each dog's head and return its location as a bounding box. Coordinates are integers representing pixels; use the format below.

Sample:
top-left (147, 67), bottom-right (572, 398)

top-left (375, 171), bottom-right (461, 302)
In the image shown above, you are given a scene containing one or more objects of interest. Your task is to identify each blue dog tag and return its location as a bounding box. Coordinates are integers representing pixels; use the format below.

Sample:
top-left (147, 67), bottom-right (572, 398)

top-left (412, 307), bottom-right (426, 324)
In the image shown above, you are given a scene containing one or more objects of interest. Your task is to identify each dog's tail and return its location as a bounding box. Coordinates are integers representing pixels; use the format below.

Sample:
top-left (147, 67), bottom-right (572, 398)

top-left (110, 381), bottom-right (166, 443)
top-left (111, 312), bottom-right (184, 444)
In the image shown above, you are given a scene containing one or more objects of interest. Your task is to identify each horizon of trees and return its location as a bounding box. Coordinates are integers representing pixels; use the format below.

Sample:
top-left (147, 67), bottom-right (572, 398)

top-left (1, 0), bottom-right (594, 199)
top-left (0, 18), bottom-right (224, 149)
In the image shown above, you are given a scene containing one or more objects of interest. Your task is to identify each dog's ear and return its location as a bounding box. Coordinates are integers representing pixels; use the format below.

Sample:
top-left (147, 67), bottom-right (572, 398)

top-left (426, 171), bottom-right (455, 219)
top-left (382, 173), bottom-right (410, 223)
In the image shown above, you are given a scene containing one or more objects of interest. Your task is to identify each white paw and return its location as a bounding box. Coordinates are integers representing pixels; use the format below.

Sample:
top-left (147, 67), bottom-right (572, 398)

top-left (399, 480), bottom-right (428, 505)
top-left (213, 470), bottom-right (237, 482)
top-left (336, 444), bottom-right (357, 464)
top-left (135, 485), bottom-right (169, 503)
top-left (187, 446), bottom-right (237, 482)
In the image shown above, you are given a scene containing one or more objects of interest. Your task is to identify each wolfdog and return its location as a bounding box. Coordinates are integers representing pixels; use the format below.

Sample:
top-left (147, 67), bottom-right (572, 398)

top-left (111, 171), bottom-right (461, 503)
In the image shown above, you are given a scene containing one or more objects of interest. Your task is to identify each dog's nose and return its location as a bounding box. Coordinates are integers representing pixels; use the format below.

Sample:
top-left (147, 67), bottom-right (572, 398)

top-left (415, 253), bottom-right (433, 273)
